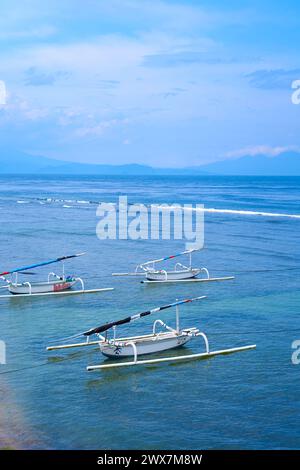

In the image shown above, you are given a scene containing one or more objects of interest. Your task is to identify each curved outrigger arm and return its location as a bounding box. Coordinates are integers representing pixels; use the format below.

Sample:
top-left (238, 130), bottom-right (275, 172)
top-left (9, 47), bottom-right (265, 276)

top-left (112, 249), bottom-right (200, 276)
top-left (0, 275), bottom-right (10, 289)
top-left (140, 248), bottom-right (198, 267)
top-left (137, 248), bottom-right (198, 272)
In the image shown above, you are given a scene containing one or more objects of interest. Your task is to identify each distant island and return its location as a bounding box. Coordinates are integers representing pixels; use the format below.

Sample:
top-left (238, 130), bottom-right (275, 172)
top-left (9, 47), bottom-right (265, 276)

top-left (1, 149), bottom-right (300, 176)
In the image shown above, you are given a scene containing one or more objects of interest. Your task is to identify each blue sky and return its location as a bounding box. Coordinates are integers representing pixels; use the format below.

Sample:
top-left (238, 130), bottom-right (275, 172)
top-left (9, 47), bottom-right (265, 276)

top-left (0, 0), bottom-right (300, 167)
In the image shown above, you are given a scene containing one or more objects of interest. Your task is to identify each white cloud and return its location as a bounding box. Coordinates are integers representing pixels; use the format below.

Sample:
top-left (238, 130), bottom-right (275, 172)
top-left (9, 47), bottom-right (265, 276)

top-left (75, 118), bottom-right (128, 137)
top-left (0, 32), bottom-right (218, 124)
top-left (225, 145), bottom-right (300, 159)
top-left (20, 35), bottom-right (151, 72)
top-left (0, 93), bottom-right (49, 122)
top-left (0, 25), bottom-right (57, 40)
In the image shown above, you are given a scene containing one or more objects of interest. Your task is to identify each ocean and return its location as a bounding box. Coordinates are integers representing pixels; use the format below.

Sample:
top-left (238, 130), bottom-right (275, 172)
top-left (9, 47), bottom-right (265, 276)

top-left (0, 175), bottom-right (300, 449)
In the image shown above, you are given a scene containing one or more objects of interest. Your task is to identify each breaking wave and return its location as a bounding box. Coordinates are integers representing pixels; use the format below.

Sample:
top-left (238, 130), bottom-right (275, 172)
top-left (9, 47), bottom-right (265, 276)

top-left (12, 197), bottom-right (300, 219)
top-left (191, 207), bottom-right (300, 219)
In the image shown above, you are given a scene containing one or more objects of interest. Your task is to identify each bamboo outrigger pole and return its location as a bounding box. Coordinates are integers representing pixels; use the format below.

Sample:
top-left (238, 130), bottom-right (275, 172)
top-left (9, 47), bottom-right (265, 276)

top-left (0, 253), bottom-right (86, 277)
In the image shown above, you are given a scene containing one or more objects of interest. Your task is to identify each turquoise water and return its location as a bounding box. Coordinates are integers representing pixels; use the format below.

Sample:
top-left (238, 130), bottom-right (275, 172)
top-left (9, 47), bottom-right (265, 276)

top-left (0, 175), bottom-right (300, 449)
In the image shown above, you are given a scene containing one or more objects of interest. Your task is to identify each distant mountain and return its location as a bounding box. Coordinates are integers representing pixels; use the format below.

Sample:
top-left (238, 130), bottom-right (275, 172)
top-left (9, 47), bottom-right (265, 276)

top-left (0, 150), bottom-right (64, 173)
top-left (1, 149), bottom-right (300, 175)
top-left (43, 162), bottom-right (204, 175)
top-left (199, 151), bottom-right (300, 176)
top-left (0, 150), bottom-right (207, 175)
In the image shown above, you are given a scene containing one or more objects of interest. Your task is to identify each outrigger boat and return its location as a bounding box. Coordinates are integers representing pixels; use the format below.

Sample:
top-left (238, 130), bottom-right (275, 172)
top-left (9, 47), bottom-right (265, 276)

top-left (47, 296), bottom-right (256, 370)
top-left (112, 249), bottom-right (234, 284)
top-left (0, 253), bottom-right (114, 298)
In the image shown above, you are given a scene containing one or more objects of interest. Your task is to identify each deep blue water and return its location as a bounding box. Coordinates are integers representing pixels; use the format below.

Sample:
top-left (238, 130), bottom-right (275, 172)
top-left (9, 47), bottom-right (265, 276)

top-left (0, 175), bottom-right (300, 449)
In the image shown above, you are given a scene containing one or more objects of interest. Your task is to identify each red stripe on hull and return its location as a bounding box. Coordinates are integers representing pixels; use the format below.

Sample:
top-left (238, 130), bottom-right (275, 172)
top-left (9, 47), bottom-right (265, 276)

top-left (53, 282), bottom-right (72, 292)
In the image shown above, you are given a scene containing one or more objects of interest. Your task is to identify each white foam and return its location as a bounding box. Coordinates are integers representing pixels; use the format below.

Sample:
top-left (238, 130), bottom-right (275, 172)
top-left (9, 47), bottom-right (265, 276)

top-left (30, 197), bottom-right (300, 220)
top-left (149, 204), bottom-right (300, 219)
top-left (192, 207), bottom-right (300, 219)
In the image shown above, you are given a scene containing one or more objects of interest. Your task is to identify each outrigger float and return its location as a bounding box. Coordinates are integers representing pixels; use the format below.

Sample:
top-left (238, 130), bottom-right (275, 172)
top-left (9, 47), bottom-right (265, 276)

top-left (112, 249), bottom-right (234, 284)
top-left (0, 253), bottom-right (114, 298)
top-left (47, 296), bottom-right (256, 370)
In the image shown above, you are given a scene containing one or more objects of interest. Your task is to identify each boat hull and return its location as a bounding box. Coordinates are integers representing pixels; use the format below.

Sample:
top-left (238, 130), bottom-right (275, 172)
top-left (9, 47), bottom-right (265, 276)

top-left (100, 333), bottom-right (192, 358)
top-left (146, 268), bottom-right (200, 281)
top-left (8, 279), bottom-right (77, 295)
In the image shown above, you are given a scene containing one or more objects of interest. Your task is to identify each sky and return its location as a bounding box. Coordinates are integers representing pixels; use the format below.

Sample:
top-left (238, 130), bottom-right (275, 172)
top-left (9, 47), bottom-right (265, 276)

top-left (0, 0), bottom-right (300, 167)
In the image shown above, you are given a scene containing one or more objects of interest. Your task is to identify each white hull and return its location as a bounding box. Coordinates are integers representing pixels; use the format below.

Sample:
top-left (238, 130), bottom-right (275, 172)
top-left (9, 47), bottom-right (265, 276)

top-left (8, 279), bottom-right (77, 295)
top-left (100, 332), bottom-right (192, 358)
top-left (146, 268), bottom-right (200, 281)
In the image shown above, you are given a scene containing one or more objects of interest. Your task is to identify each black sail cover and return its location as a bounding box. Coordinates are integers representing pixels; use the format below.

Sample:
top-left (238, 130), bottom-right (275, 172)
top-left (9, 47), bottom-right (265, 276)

top-left (83, 296), bottom-right (206, 337)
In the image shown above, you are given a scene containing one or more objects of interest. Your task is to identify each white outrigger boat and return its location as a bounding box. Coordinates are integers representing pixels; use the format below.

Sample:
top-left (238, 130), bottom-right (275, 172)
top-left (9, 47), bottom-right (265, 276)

top-left (47, 296), bottom-right (256, 371)
top-left (112, 249), bottom-right (234, 284)
top-left (0, 253), bottom-right (114, 298)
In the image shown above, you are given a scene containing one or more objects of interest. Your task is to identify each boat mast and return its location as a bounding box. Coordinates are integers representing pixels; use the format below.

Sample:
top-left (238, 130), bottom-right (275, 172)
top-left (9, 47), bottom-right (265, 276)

top-left (176, 301), bottom-right (180, 333)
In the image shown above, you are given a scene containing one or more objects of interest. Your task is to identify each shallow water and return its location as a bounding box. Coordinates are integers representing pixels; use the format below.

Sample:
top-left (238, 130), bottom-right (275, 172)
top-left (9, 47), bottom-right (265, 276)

top-left (0, 175), bottom-right (300, 449)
